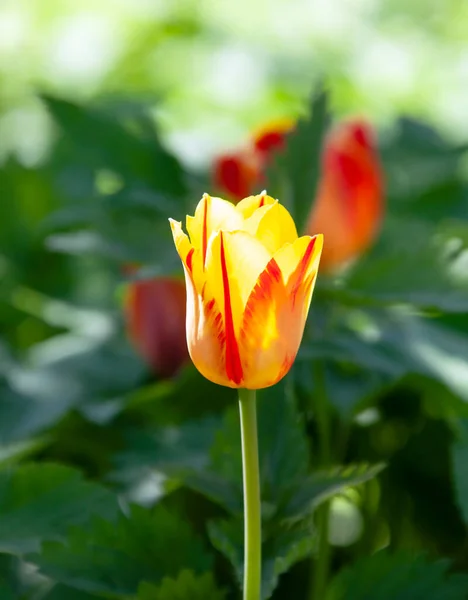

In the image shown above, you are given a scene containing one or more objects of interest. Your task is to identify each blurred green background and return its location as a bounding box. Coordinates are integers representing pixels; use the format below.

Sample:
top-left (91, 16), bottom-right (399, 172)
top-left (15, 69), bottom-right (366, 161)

top-left (2, 0), bottom-right (468, 170)
top-left (1, 1), bottom-right (468, 600)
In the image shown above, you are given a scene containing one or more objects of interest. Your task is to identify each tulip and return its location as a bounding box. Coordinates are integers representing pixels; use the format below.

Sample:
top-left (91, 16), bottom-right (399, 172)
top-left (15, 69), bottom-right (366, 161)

top-left (213, 119), bottom-right (293, 202)
top-left (125, 276), bottom-right (188, 378)
top-left (169, 192), bottom-right (323, 390)
top-left (306, 119), bottom-right (383, 272)
top-left (212, 151), bottom-right (259, 202)
top-left (170, 191), bottom-right (322, 600)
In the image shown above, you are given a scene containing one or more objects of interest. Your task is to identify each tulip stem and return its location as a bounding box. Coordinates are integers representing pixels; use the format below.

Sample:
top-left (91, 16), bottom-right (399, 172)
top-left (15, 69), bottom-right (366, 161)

top-left (238, 388), bottom-right (261, 600)
top-left (312, 361), bottom-right (332, 600)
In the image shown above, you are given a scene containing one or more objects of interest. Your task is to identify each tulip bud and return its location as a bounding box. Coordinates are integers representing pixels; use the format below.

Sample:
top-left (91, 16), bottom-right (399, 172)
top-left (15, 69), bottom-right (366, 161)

top-left (125, 276), bottom-right (188, 378)
top-left (306, 120), bottom-right (383, 272)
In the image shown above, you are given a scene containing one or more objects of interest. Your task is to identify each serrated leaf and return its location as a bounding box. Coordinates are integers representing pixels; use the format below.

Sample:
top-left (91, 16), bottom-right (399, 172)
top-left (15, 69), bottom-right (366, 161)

top-left (327, 552), bottom-right (468, 600)
top-left (124, 380), bottom-right (309, 516)
top-left (32, 505), bottom-right (212, 597)
top-left (0, 463), bottom-right (118, 554)
top-left (208, 518), bottom-right (315, 599)
top-left (137, 571), bottom-right (226, 600)
top-left (205, 380), bottom-right (310, 514)
top-left (283, 463), bottom-right (385, 520)
top-left (113, 415), bottom-right (242, 511)
top-left (257, 380), bottom-right (310, 508)
top-left (261, 527), bottom-right (316, 599)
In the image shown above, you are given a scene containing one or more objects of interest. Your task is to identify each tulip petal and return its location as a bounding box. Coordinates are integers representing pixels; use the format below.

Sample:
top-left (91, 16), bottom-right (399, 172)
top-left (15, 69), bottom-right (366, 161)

top-left (244, 200), bottom-right (298, 254)
top-left (274, 234), bottom-right (323, 291)
top-left (186, 194), bottom-right (244, 264)
top-left (237, 236), bottom-right (322, 389)
top-left (205, 229), bottom-right (271, 333)
top-left (183, 266), bottom-right (234, 388)
top-left (169, 218), bottom-right (204, 293)
top-left (235, 192), bottom-right (276, 218)
top-left (238, 258), bottom-right (300, 389)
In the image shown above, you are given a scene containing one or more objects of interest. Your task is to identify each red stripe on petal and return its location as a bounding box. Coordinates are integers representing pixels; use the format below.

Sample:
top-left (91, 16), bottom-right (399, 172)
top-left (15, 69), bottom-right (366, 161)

top-left (186, 248), bottom-right (194, 272)
top-left (241, 257), bottom-right (282, 336)
top-left (205, 296), bottom-right (226, 346)
top-left (219, 233), bottom-right (243, 385)
top-left (291, 237), bottom-right (317, 305)
top-left (202, 198), bottom-right (208, 266)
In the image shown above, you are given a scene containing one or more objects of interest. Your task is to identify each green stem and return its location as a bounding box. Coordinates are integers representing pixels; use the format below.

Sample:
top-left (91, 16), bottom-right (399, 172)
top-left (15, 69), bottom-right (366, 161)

top-left (238, 388), bottom-right (262, 600)
top-left (311, 362), bottom-right (331, 600)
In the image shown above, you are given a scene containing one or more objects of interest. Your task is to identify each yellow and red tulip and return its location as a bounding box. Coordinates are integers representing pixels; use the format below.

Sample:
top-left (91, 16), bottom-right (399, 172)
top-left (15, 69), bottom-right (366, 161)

top-left (125, 275), bottom-right (189, 378)
top-left (306, 119), bottom-right (383, 272)
top-left (169, 192), bottom-right (323, 389)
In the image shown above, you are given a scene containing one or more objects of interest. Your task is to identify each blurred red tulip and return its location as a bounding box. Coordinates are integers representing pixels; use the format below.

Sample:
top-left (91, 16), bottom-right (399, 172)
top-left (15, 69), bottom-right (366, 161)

top-left (212, 119), bottom-right (293, 202)
top-left (212, 117), bottom-right (383, 270)
top-left (125, 276), bottom-right (188, 378)
top-left (306, 120), bottom-right (383, 272)
top-left (212, 151), bottom-right (259, 201)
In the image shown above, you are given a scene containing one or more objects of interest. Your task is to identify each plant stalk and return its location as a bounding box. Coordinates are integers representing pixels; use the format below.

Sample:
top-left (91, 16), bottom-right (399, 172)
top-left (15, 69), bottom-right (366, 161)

top-left (311, 361), bottom-right (332, 600)
top-left (238, 388), bottom-right (262, 600)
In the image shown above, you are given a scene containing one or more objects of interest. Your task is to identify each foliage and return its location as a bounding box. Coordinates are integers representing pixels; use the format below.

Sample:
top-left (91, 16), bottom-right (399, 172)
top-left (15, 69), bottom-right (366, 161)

top-left (0, 76), bottom-right (468, 600)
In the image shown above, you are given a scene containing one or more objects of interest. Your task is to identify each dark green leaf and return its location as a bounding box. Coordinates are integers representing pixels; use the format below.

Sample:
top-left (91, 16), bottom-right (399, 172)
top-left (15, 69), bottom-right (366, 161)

top-left (33, 505), bottom-right (212, 597)
top-left (42, 95), bottom-right (186, 199)
top-left (0, 463), bottom-right (118, 554)
top-left (327, 552), bottom-right (468, 600)
top-left (335, 218), bottom-right (468, 313)
top-left (137, 571), bottom-right (226, 600)
top-left (44, 585), bottom-right (103, 600)
top-left (451, 419), bottom-right (468, 526)
top-left (208, 518), bottom-right (315, 599)
top-left (283, 463), bottom-right (385, 520)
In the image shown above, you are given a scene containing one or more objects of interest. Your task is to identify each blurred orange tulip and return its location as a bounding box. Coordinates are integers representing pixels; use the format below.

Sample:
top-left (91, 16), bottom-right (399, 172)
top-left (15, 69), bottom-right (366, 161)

top-left (306, 119), bottom-right (383, 272)
top-left (213, 117), bottom-right (383, 272)
top-left (170, 192), bottom-right (322, 389)
top-left (125, 276), bottom-right (189, 378)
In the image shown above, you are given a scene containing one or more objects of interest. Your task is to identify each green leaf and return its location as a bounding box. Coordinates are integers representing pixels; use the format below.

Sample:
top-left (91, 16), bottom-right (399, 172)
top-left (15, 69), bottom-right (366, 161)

top-left (334, 218), bottom-right (468, 313)
top-left (301, 306), bottom-right (468, 415)
top-left (451, 419), bottom-right (468, 526)
top-left (32, 505), bottom-right (212, 597)
top-left (327, 552), bottom-right (468, 600)
top-left (137, 571), bottom-right (226, 600)
top-left (0, 337), bottom-right (146, 439)
top-left (261, 527), bottom-right (316, 599)
top-left (208, 518), bottom-right (315, 599)
top-left (266, 85), bottom-right (330, 227)
top-left (257, 380), bottom-right (310, 509)
top-left (114, 416), bottom-right (220, 478)
top-left (42, 95), bottom-right (186, 199)
top-left (283, 463), bottom-right (386, 520)
top-left (382, 117), bottom-right (468, 221)
top-left (208, 380), bottom-right (310, 514)
top-left (0, 463), bottom-right (118, 554)
top-left (113, 415), bottom-right (242, 511)
top-left (44, 585), bottom-right (103, 600)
